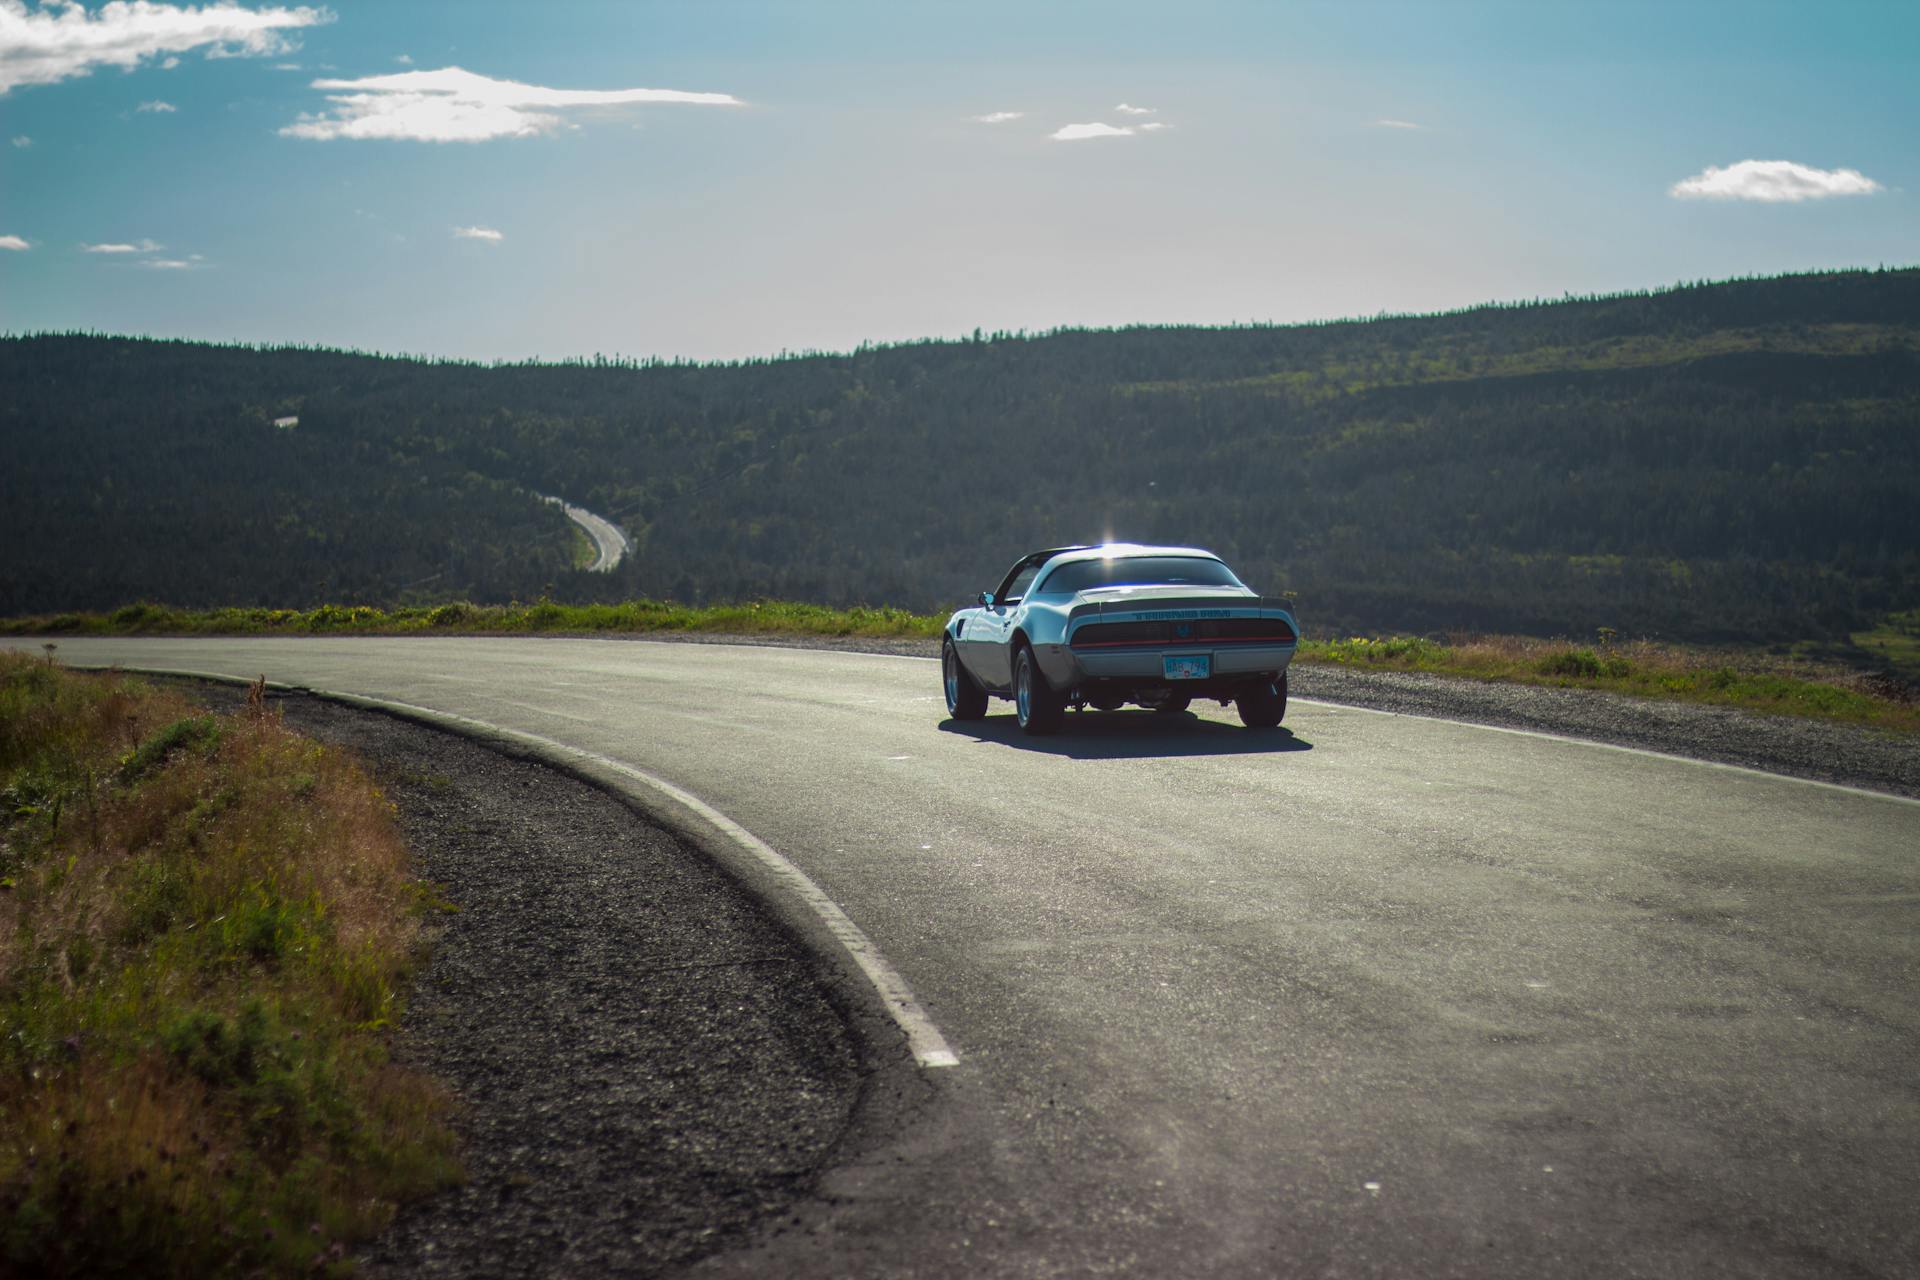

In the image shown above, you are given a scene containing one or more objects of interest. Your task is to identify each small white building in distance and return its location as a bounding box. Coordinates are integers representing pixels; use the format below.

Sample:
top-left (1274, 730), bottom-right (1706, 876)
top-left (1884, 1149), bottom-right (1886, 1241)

top-left (273, 415), bottom-right (299, 429)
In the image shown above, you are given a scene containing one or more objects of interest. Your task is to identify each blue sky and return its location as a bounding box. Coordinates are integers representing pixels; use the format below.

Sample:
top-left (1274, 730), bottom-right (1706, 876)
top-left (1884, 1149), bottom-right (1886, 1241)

top-left (1, 0), bottom-right (1913, 362)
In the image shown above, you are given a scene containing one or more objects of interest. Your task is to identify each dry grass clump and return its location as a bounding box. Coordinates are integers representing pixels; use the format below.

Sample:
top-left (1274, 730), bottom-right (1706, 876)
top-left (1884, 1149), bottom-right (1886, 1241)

top-left (0, 653), bottom-right (458, 1277)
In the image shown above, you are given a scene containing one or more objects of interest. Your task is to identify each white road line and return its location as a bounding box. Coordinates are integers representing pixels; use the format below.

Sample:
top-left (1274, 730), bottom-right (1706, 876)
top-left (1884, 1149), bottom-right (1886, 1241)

top-left (315, 687), bottom-right (962, 1070)
top-left (63, 648), bottom-right (1917, 810)
top-left (1288, 696), bottom-right (1920, 808)
top-left (609, 641), bottom-right (1918, 806)
top-left (837, 647), bottom-right (1914, 808)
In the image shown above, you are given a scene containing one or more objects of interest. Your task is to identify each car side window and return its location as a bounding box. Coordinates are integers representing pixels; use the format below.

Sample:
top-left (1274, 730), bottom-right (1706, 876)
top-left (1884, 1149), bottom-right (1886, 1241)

top-left (1000, 564), bottom-right (1041, 605)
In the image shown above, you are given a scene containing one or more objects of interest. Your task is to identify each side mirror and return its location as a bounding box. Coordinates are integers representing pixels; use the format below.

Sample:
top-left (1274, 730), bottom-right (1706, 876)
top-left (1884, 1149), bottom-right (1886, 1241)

top-left (978, 591), bottom-right (995, 608)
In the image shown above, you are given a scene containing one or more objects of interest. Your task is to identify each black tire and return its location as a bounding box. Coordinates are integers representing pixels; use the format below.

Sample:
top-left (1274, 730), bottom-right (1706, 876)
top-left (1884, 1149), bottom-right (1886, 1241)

top-left (1014, 645), bottom-right (1065, 735)
top-left (943, 639), bottom-right (988, 720)
top-left (1149, 693), bottom-right (1192, 714)
top-left (1236, 673), bottom-right (1288, 728)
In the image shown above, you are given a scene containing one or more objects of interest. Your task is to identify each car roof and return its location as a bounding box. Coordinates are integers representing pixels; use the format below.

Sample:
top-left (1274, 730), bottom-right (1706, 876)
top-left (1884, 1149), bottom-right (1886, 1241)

top-left (1035, 543), bottom-right (1222, 568)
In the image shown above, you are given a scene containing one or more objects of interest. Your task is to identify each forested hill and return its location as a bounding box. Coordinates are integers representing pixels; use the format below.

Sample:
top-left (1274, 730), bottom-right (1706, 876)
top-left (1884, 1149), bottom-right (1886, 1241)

top-left (4, 267), bottom-right (1918, 647)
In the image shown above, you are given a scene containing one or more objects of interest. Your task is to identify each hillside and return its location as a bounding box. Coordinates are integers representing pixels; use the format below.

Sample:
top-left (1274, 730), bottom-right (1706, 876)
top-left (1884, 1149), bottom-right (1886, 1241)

top-left (3, 268), bottom-right (1917, 650)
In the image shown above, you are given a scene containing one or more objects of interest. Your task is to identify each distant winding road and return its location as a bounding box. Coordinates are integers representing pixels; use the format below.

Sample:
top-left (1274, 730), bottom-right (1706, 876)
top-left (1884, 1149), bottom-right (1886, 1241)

top-left (540, 495), bottom-right (630, 572)
top-left (14, 636), bottom-right (1918, 1279)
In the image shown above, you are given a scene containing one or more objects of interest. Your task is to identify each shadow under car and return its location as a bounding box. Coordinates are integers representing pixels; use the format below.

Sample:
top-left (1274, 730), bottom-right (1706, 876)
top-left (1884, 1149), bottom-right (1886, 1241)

top-left (937, 708), bottom-right (1313, 760)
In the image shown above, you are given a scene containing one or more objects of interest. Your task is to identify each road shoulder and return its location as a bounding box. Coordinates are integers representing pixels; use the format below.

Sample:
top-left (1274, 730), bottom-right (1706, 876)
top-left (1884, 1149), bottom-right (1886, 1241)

top-left (189, 685), bottom-right (880, 1277)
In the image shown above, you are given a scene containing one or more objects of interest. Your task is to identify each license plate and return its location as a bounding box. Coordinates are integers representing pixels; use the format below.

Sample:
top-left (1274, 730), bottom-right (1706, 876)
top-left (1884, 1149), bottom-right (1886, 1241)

top-left (1164, 654), bottom-right (1210, 680)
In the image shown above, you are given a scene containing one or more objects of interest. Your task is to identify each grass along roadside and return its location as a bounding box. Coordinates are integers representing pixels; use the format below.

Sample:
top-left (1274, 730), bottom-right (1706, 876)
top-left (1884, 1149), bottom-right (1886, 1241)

top-left (0, 654), bottom-right (458, 1277)
top-left (1851, 608), bottom-right (1920, 684)
top-left (4, 599), bottom-right (1914, 733)
top-left (1304, 632), bottom-right (1918, 733)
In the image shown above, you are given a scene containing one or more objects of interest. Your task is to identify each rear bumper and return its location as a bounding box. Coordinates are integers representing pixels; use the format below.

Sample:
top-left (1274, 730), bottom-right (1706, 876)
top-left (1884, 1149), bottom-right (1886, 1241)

top-left (1036, 642), bottom-right (1295, 692)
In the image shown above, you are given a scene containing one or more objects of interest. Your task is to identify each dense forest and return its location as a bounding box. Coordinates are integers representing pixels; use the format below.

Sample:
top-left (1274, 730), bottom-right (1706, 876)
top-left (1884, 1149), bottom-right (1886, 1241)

top-left (3, 268), bottom-right (1917, 649)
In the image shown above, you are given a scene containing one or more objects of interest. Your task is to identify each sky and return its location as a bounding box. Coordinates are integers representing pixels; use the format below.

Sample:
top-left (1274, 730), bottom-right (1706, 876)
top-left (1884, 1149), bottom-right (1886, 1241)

top-left (0, 0), bottom-right (1914, 363)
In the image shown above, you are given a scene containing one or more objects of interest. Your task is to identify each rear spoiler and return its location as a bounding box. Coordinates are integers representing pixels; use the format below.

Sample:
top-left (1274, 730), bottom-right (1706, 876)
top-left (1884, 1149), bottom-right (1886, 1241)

top-left (1066, 596), bottom-right (1297, 626)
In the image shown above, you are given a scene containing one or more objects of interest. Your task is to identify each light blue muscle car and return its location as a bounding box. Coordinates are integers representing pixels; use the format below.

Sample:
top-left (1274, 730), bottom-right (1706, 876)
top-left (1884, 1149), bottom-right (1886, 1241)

top-left (941, 544), bottom-right (1301, 734)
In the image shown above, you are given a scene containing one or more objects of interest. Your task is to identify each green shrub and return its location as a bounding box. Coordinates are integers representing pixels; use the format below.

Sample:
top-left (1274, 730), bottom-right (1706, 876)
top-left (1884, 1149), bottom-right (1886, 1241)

top-left (118, 715), bottom-right (221, 784)
top-left (1319, 635), bottom-right (1441, 665)
top-left (1538, 648), bottom-right (1603, 678)
top-left (119, 858), bottom-right (191, 944)
top-left (166, 1004), bottom-right (271, 1089)
top-left (217, 892), bottom-right (311, 968)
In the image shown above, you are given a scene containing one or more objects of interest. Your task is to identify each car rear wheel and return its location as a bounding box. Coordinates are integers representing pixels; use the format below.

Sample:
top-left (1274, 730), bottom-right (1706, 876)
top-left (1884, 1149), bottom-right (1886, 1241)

top-left (1235, 673), bottom-right (1288, 728)
top-left (943, 639), bottom-right (989, 720)
top-left (1014, 645), bottom-right (1065, 735)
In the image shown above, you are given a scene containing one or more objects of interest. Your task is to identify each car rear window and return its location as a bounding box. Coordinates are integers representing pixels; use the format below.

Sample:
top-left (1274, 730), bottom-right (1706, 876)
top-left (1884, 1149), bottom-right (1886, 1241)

top-left (1038, 556), bottom-right (1243, 594)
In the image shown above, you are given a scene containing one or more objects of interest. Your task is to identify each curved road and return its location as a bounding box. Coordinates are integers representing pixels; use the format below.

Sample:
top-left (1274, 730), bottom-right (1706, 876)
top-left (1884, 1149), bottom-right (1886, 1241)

top-left (541, 495), bottom-right (631, 572)
top-left (14, 637), bottom-right (1917, 1278)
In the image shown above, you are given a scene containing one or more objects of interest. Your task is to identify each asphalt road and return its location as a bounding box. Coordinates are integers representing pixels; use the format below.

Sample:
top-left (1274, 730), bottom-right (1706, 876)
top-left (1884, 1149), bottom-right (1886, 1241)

top-left (540, 495), bottom-right (631, 571)
top-left (15, 636), bottom-right (1918, 1279)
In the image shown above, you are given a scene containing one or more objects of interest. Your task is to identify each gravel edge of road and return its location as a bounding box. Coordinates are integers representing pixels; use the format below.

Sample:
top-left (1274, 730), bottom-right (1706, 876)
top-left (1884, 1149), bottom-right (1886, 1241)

top-left (174, 674), bottom-right (945, 1278)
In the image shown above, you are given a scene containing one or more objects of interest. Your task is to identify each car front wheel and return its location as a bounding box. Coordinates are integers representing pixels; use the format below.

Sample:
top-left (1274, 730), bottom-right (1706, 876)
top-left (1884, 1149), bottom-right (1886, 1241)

top-left (1014, 645), bottom-right (1065, 735)
top-left (1235, 674), bottom-right (1288, 728)
top-left (943, 639), bottom-right (989, 720)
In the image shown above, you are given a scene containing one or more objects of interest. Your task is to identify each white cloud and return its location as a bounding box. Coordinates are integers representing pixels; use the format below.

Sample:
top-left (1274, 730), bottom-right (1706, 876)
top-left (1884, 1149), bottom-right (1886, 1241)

top-left (1050, 121), bottom-right (1134, 142)
top-left (1114, 103), bottom-right (1155, 115)
top-left (9, 134), bottom-right (28, 146)
top-left (1669, 159), bottom-right (1883, 203)
top-left (1372, 118), bottom-right (1422, 130)
top-left (393, 52), bottom-right (410, 64)
top-left (136, 99), bottom-right (176, 113)
top-left (281, 65), bottom-right (743, 142)
top-left (80, 239), bottom-right (204, 268)
top-left (272, 61), bottom-right (299, 70)
top-left (161, 54), bottom-right (178, 69)
top-left (1139, 121), bottom-right (1169, 132)
top-left (969, 110), bottom-right (1022, 124)
top-left (453, 224), bottom-right (502, 242)
top-left (0, 0), bottom-right (332, 95)
top-left (0, 233), bottom-right (29, 250)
